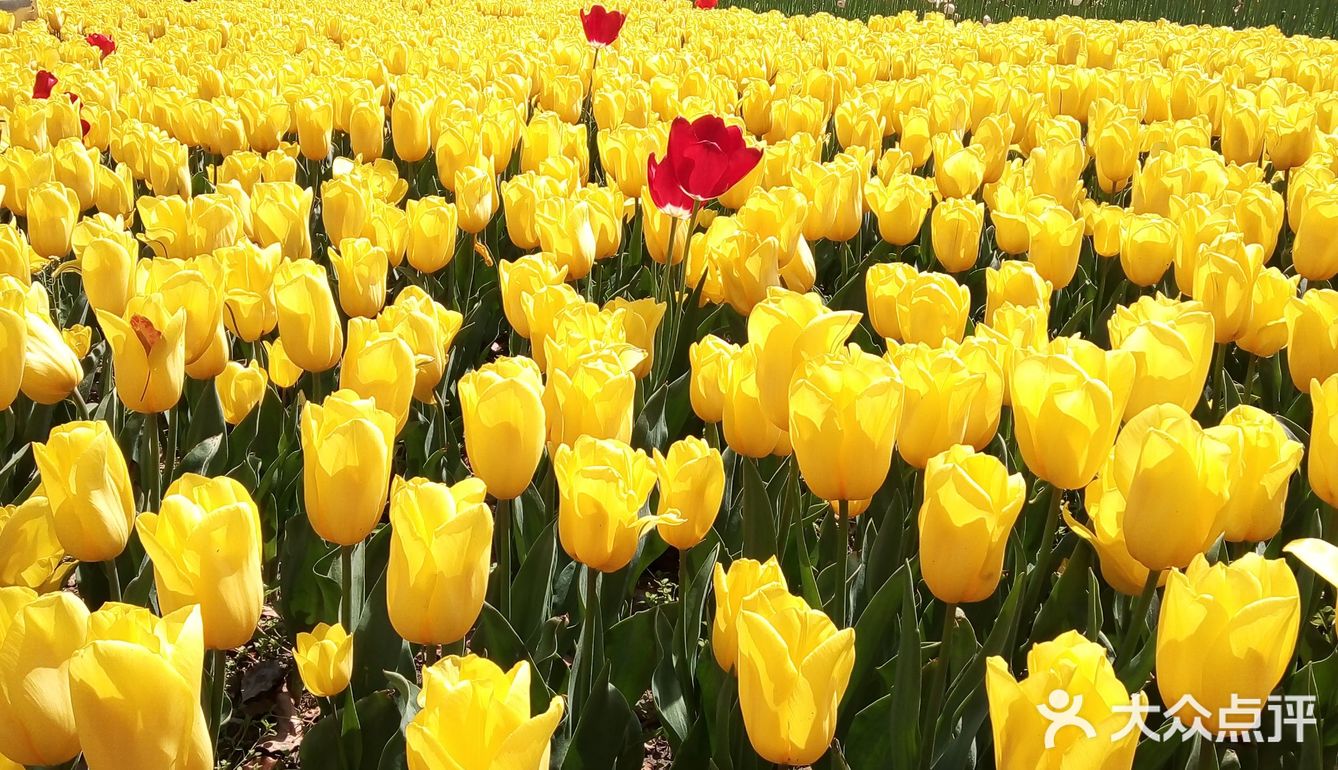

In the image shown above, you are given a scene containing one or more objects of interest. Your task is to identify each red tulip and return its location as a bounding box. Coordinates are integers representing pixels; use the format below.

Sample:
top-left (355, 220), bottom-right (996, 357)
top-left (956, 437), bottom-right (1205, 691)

top-left (696, 0), bottom-right (719, 7)
top-left (86, 33), bottom-right (116, 58)
top-left (580, 5), bottom-right (625, 47)
top-left (648, 156), bottom-right (693, 218)
top-left (648, 115), bottom-right (762, 210)
top-left (33, 70), bottom-right (58, 100)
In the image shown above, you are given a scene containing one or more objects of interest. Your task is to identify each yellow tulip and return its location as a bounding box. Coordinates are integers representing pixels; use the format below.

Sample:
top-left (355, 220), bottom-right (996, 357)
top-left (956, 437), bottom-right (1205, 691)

top-left (711, 557), bottom-right (792, 673)
top-left (350, 101), bottom-right (385, 162)
top-left (294, 622), bottom-right (353, 698)
top-left (986, 631), bottom-right (1140, 770)
top-left (1192, 233), bottom-right (1265, 343)
top-left (407, 656), bottom-right (564, 770)
top-left (866, 174), bottom-right (933, 246)
top-left (1264, 104), bottom-right (1314, 171)
top-left (137, 474), bottom-right (264, 650)
top-left (1157, 554), bottom-right (1299, 735)
top-left (722, 344), bottom-right (786, 459)
top-left (264, 339), bottom-right (304, 389)
top-left (788, 345), bottom-right (903, 500)
top-left (919, 445), bottom-right (1025, 604)
top-left (0, 590), bottom-right (88, 766)
top-left (1311, 374), bottom-right (1338, 510)
top-left (536, 197), bottom-right (597, 281)
top-left (1284, 538), bottom-right (1338, 610)
top-left (26, 181), bottom-right (80, 259)
top-left (1084, 200), bottom-right (1125, 258)
top-left (748, 288), bottom-right (861, 430)
top-left (1285, 289), bottom-right (1338, 392)
top-left (94, 162), bottom-right (134, 218)
top-left (459, 356), bottom-right (546, 500)
top-left (1238, 268), bottom-right (1299, 358)
top-left (321, 176), bottom-right (374, 247)
top-left (499, 254), bottom-right (568, 338)
top-left (895, 271), bottom-right (971, 347)
top-left (69, 603), bottom-right (213, 770)
top-left (387, 476), bottom-right (492, 645)
top-left (301, 390), bottom-right (396, 546)
top-left (0, 494), bottom-right (70, 592)
top-left (1011, 350), bottom-right (1134, 490)
top-left (1109, 404), bottom-right (1233, 571)
top-left (1293, 195), bottom-right (1338, 282)
top-left (251, 182), bottom-right (313, 261)
top-left (1024, 201), bottom-right (1084, 290)
top-left (405, 196), bottom-right (459, 274)
top-left (555, 435), bottom-right (666, 573)
top-left (328, 238), bottom-right (388, 319)
top-left (931, 197), bottom-right (984, 273)
top-left (0, 283), bottom-right (24, 412)
top-left (865, 262), bottom-right (918, 341)
top-left (377, 287), bottom-right (462, 403)
top-left (340, 318), bottom-right (416, 434)
top-left (96, 296), bottom-right (186, 414)
top-left (33, 420), bottom-right (135, 562)
top-left (1107, 294), bottom-right (1215, 418)
top-left (933, 134), bottom-right (986, 199)
top-left (216, 360), bottom-right (266, 426)
top-left (1214, 405), bottom-right (1305, 543)
top-left (273, 259), bottom-right (343, 374)
top-left (689, 334), bottom-right (739, 425)
top-left (1118, 212), bottom-right (1177, 287)
top-left (544, 347), bottom-right (639, 449)
top-left (653, 437), bottom-right (725, 550)
top-left (984, 260), bottom-right (1051, 324)
top-left (1070, 466), bottom-right (1163, 597)
top-left (792, 155), bottom-right (864, 243)
top-left (888, 343), bottom-right (984, 469)
top-left (455, 163), bottom-right (497, 234)
top-left (295, 97), bottom-right (334, 161)
top-left (735, 597), bottom-right (854, 766)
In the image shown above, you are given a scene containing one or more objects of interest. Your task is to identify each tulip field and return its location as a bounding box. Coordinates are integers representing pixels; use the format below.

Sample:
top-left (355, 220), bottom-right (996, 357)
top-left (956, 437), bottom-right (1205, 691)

top-left (5, 0), bottom-right (1338, 768)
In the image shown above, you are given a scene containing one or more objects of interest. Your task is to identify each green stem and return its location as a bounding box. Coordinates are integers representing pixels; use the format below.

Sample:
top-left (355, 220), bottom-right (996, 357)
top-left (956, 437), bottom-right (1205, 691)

top-left (163, 405), bottom-right (178, 489)
top-left (837, 499), bottom-right (851, 627)
top-left (444, 638), bottom-right (465, 657)
top-left (208, 649), bottom-right (227, 748)
top-left (573, 565), bottom-right (600, 719)
top-left (921, 604), bottom-right (957, 766)
top-left (1116, 569), bottom-right (1161, 662)
top-left (70, 387), bottom-right (91, 420)
top-left (1024, 487), bottom-right (1063, 612)
top-left (340, 545), bottom-right (355, 633)
top-left (496, 497), bottom-right (512, 621)
top-left (103, 558), bottom-right (121, 604)
top-left (1242, 354), bottom-right (1258, 406)
top-left (1210, 342), bottom-right (1228, 419)
top-left (144, 411), bottom-right (161, 511)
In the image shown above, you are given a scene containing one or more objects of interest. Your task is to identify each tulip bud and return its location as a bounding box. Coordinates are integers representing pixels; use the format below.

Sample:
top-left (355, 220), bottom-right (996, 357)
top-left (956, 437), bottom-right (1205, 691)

top-left (405, 196), bottom-right (459, 274)
top-left (33, 420), bottom-right (135, 563)
top-left (736, 598), bottom-right (854, 766)
top-left (1011, 350), bottom-right (1134, 489)
top-left (321, 176), bottom-right (373, 246)
top-left (555, 436), bottom-right (665, 573)
top-left (251, 182), bottom-right (313, 261)
top-left (407, 656), bottom-right (564, 770)
top-left (1285, 289), bottom-right (1338, 392)
top-left (0, 590), bottom-right (88, 766)
top-left (895, 270), bottom-right (970, 347)
top-left (387, 476), bottom-right (492, 645)
top-left (392, 92), bottom-right (432, 163)
top-left (711, 557), bottom-right (793, 673)
top-left (1311, 374), bottom-right (1338, 510)
top-left (865, 262), bottom-right (918, 341)
top-left (455, 163), bottom-right (497, 234)
top-left (986, 631), bottom-right (1141, 770)
top-left (931, 197), bottom-right (984, 273)
top-left (69, 604), bottom-right (213, 770)
top-left (1236, 268), bottom-right (1297, 358)
top-left (653, 437), bottom-right (725, 550)
top-left (301, 390), bottom-right (396, 546)
top-left (1293, 194), bottom-right (1338, 282)
top-left (378, 287), bottom-right (462, 403)
top-left (1157, 554), bottom-right (1299, 735)
top-left (789, 346), bottom-right (902, 500)
top-left (748, 288), bottom-right (861, 430)
top-left (459, 357), bottom-right (546, 500)
top-left (216, 360), bottom-right (266, 425)
top-left (26, 181), bottom-right (80, 260)
top-left (1108, 294), bottom-right (1215, 418)
top-left (919, 445), bottom-right (1025, 604)
top-left (1192, 233), bottom-right (1265, 343)
top-left (273, 260), bottom-right (343, 374)
top-left (1213, 405), bottom-right (1305, 543)
top-left (1024, 201), bottom-right (1084, 290)
top-left (96, 296), bottom-right (187, 414)
top-left (498, 254), bottom-right (567, 338)
top-left (722, 343), bottom-right (786, 459)
top-left (137, 475), bottom-right (264, 650)
top-left (294, 622), bottom-right (353, 698)
top-left (689, 334), bottom-right (738, 424)
top-left (545, 347), bottom-right (639, 449)
top-left (1070, 466), bottom-right (1163, 597)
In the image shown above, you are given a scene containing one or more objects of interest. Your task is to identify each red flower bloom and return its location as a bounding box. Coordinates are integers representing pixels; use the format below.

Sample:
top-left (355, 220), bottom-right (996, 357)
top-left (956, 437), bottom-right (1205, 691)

top-left (580, 5), bottom-right (625, 47)
top-left (648, 155), bottom-right (694, 218)
top-left (695, 0), bottom-right (719, 8)
top-left (33, 70), bottom-right (58, 100)
top-left (651, 115), bottom-right (762, 206)
top-left (86, 33), bottom-right (116, 58)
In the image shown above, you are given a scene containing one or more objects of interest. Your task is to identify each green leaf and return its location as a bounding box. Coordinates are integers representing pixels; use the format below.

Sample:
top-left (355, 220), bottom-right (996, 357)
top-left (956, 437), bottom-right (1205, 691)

top-left (844, 694), bottom-right (894, 770)
top-left (839, 561), bottom-right (907, 731)
top-left (351, 528), bottom-right (414, 695)
top-left (512, 521), bottom-right (558, 646)
top-left (889, 568), bottom-right (922, 768)
top-left (608, 605), bottom-right (659, 703)
top-left (300, 691), bottom-right (400, 770)
top-left (1030, 538), bottom-right (1093, 643)
top-left (560, 680), bottom-right (644, 770)
top-left (740, 457), bottom-right (776, 559)
top-left (654, 604), bottom-right (691, 747)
